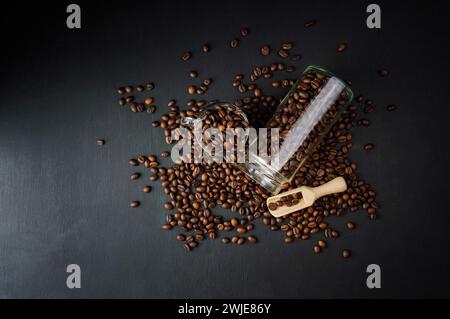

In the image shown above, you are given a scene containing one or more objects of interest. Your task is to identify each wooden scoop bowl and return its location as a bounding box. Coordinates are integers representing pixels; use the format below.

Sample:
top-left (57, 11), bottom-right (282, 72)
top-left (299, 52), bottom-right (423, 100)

top-left (267, 177), bottom-right (347, 217)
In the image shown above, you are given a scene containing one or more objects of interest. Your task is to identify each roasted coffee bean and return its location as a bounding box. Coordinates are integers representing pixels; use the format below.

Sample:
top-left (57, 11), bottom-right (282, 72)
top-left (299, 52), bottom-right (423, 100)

top-left (304, 20), bottom-right (317, 27)
top-left (152, 121), bottom-right (160, 128)
top-left (342, 249), bottom-right (351, 258)
top-left (189, 70), bottom-right (198, 78)
top-left (143, 186), bottom-right (152, 193)
top-left (136, 85), bottom-right (145, 92)
top-left (176, 234), bottom-right (185, 241)
top-left (125, 96), bottom-right (134, 103)
top-left (187, 86), bottom-right (196, 95)
top-left (129, 159), bottom-right (139, 166)
top-left (118, 97), bottom-right (126, 106)
top-left (144, 97), bottom-right (154, 105)
top-left (202, 43), bottom-right (210, 53)
top-left (117, 87), bottom-right (126, 95)
top-left (96, 139), bottom-right (105, 146)
top-left (203, 79), bottom-right (212, 86)
top-left (130, 201), bottom-right (140, 208)
top-left (162, 224), bottom-right (172, 230)
top-left (164, 202), bottom-right (174, 210)
top-left (364, 143), bottom-right (374, 151)
top-left (146, 82), bottom-right (155, 91)
top-left (337, 42), bottom-right (347, 52)
top-left (346, 222), bottom-right (356, 230)
top-left (240, 27), bottom-right (249, 37)
top-left (260, 45), bottom-right (270, 56)
top-left (237, 237), bottom-right (246, 245)
top-left (387, 104), bottom-right (397, 112)
top-left (278, 49), bottom-right (289, 58)
top-left (183, 244), bottom-right (191, 252)
top-left (247, 235), bottom-right (257, 243)
top-left (318, 240), bottom-right (327, 248)
top-left (268, 203), bottom-right (278, 211)
top-left (182, 51), bottom-right (192, 61)
top-left (230, 38), bottom-right (239, 48)
top-left (282, 42), bottom-right (293, 50)
top-left (313, 245), bottom-right (321, 253)
top-left (130, 173), bottom-right (141, 180)
top-left (147, 105), bottom-right (156, 114)
top-left (125, 86), bottom-right (134, 93)
top-left (236, 226), bottom-right (246, 235)
top-left (222, 237), bottom-right (230, 244)
top-left (161, 151), bottom-right (170, 158)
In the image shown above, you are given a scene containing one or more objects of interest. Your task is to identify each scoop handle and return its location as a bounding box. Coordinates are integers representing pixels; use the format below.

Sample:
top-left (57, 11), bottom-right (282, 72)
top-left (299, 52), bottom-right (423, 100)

top-left (312, 177), bottom-right (347, 199)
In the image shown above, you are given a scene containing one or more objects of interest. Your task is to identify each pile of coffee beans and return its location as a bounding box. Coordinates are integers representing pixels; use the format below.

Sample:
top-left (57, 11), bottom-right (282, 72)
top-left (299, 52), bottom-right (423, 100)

top-left (115, 23), bottom-right (396, 258)
top-left (268, 192), bottom-right (303, 211)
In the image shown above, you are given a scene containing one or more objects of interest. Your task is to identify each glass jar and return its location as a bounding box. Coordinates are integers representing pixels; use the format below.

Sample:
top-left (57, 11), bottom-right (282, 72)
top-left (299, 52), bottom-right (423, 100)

top-left (237, 65), bottom-right (353, 194)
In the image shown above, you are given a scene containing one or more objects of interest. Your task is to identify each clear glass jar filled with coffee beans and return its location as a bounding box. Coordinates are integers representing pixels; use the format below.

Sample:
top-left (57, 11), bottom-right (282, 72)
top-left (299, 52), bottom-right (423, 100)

top-left (237, 65), bottom-right (353, 194)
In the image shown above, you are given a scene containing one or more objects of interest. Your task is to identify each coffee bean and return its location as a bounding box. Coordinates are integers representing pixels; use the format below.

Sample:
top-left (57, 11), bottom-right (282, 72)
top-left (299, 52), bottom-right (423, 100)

top-left (164, 202), bottom-right (174, 210)
top-left (237, 237), bottom-right (246, 245)
top-left (231, 218), bottom-right (239, 227)
top-left (118, 97), bottom-right (126, 106)
top-left (318, 240), bottom-right (327, 248)
top-left (313, 245), bottom-right (321, 253)
top-left (260, 45), bottom-right (270, 56)
top-left (125, 96), bottom-right (134, 103)
top-left (387, 104), bottom-right (397, 112)
top-left (337, 42), bottom-right (347, 52)
top-left (236, 226), bottom-right (246, 235)
top-left (143, 186), bottom-right (152, 193)
top-left (144, 97), bottom-right (154, 105)
top-left (147, 105), bottom-right (156, 114)
top-left (230, 38), bottom-right (239, 48)
top-left (117, 87), bottom-right (126, 95)
top-left (202, 43), bottom-right (210, 53)
top-left (183, 244), bottom-right (191, 252)
top-left (189, 70), bottom-right (198, 78)
top-left (187, 86), bottom-right (196, 95)
top-left (364, 143), bottom-right (374, 151)
top-left (282, 42), bottom-right (293, 50)
top-left (182, 51), bottom-right (192, 61)
top-left (342, 249), bottom-right (351, 258)
top-left (152, 121), bottom-right (160, 128)
top-left (268, 203), bottom-right (278, 211)
top-left (240, 27), bottom-right (249, 37)
top-left (304, 20), bottom-right (317, 27)
top-left (136, 85), bottom-right (145, 92)
top-left (129, 159), bottom-right (138, 166)
top-left (176, 234), bottom-right (185, 241)
top-left (125, 86), bottom-right (134, 93)
top-left (131, 173), bottom-right (141, 180)
top-left (278, 49), bottom-right (289, 58)
top-left (346, 222), bottom-right (356, 230)
top-left (146, 82), bottom-right (155, 91)
top-left (161, 151), bottom-right (170, 158)
top-left (130, 201), bottom-right (140, 208)
top-left (96, 139), bottom-right (105, 146)
top-left (247, 235), bottom-right (257, 243)
top-left (203, 79), bottom-right (212, 86)
top-left (222, 237), bottom-right (230, 244)
top-left (162, 224), bottom-right (172, 230)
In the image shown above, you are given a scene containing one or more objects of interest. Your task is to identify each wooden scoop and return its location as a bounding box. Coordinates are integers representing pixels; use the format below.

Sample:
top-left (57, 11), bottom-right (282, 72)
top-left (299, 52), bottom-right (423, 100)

top-left (267, 177), bottom-right (347, 217)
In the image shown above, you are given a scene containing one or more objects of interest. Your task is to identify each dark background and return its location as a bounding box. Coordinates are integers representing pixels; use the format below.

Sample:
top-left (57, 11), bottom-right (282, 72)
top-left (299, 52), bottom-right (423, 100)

top-left (0, 0), bottom-right (449, 298)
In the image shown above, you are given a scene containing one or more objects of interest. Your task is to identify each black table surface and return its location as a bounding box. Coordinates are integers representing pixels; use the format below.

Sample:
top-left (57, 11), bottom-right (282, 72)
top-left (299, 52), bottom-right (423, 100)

top-left (1, 0), bottom-right (449, 298)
